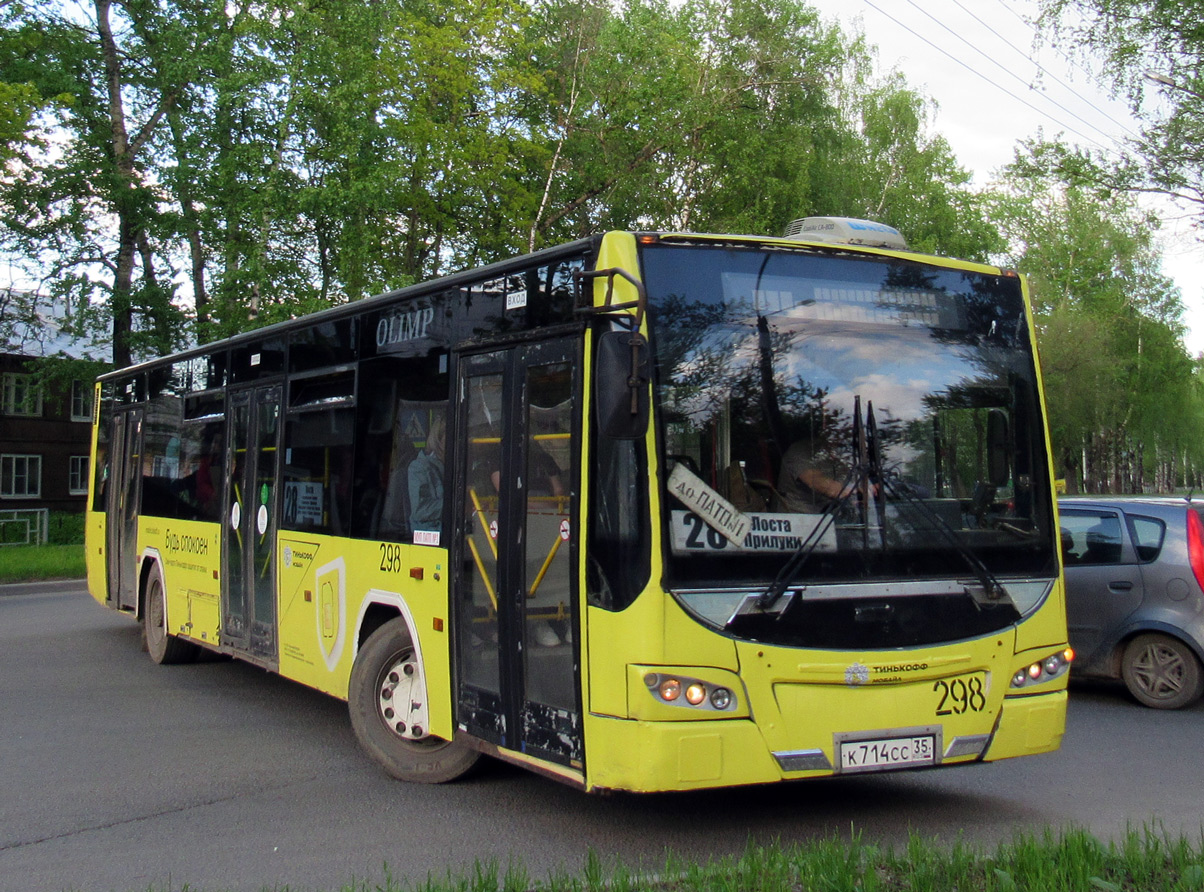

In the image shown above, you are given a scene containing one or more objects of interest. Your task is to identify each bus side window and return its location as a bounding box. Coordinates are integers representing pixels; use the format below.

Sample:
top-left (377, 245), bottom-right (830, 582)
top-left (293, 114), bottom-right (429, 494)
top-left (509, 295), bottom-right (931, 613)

top-left (281, 406), bottom-right (355, 536)
top-left (587, 434), bottom-right (650, 610)
top-left (352, 354), bottom-right (449, 543)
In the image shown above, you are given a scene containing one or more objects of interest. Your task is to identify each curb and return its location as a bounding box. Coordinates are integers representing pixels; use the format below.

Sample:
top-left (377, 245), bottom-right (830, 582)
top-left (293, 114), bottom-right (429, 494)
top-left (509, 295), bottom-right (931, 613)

top-left (0, 578), bottom-right (88, 597)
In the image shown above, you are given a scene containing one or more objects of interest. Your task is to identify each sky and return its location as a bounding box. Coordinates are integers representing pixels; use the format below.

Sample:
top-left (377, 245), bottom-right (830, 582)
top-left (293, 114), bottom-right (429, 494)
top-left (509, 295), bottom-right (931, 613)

top-left (823, 0), bottom-right (1204, 355)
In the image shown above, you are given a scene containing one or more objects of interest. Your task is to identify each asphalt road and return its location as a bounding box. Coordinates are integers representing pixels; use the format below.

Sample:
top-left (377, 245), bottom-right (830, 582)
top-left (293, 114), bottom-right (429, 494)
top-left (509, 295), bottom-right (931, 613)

top-left (2, 583), bottom-right (1202, 892)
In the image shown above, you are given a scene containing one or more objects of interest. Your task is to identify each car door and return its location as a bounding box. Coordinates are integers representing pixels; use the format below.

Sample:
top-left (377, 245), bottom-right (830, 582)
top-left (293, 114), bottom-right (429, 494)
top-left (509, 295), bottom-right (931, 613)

top-left (1061, 507), bottom-right (1144, 670)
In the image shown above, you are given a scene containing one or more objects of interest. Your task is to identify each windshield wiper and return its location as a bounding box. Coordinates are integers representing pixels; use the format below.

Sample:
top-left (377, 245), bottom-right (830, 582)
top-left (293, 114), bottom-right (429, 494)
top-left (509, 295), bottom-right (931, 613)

top-left (757, 395), bottom-right (875, 611)
top-left (880, 471), bottom-right (1012, 608)
top-left (757, 399), bottom-right (1013, 613)
top-left (865, 399), bottom-right (1011, 609)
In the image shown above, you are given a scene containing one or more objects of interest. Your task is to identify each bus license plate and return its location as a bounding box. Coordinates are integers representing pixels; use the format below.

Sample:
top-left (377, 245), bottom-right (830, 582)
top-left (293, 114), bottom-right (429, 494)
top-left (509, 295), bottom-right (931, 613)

top-left (839, 734), bottom-right (936, 773)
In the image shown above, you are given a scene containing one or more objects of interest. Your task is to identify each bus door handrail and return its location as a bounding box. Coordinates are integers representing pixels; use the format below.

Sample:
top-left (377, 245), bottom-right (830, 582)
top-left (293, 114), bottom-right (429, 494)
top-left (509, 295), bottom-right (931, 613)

top-left (574, 266), bottom-right (647, 331)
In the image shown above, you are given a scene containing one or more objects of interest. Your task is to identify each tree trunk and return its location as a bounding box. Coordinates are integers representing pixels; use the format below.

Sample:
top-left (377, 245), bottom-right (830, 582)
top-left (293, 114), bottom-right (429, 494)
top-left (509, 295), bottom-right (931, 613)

top-left (96, 0), bottom-right (136, 369)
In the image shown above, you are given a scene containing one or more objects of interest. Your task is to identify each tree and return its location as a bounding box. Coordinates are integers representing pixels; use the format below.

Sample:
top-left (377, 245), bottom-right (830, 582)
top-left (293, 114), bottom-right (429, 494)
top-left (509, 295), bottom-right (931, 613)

top-left (0, 0), bottom-right (1022, 360)
top-left (994, 140), bottom-right (1204, 492)
top-left (0, 0), bottom-right (201, 367)
top-left (1037, 0), bottom-right (1204, 221)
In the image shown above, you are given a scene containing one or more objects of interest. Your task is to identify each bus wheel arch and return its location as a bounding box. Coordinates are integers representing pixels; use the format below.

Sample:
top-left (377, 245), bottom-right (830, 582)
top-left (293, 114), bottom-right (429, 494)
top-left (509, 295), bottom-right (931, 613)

top-left (348, 614), bottom-right (479, 783)
top-left (141, 558), bottom-right (199, 665)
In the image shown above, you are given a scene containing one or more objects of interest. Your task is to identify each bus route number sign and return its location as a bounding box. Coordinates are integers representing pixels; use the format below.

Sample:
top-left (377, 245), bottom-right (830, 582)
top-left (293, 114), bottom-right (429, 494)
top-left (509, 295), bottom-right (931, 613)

top-left (669, 510), bottom-right (837, 554)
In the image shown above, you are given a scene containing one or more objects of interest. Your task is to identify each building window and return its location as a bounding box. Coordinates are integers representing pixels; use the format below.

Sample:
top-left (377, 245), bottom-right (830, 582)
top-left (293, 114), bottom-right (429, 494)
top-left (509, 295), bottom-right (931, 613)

top-left (69, 455), bottom-right (89, 495)
top-left (2, 374), bottom-right (43, 417)
top-left (71, 380), bottom-right (92, 422)
top-left (1, 454), bottom-right (41, 498)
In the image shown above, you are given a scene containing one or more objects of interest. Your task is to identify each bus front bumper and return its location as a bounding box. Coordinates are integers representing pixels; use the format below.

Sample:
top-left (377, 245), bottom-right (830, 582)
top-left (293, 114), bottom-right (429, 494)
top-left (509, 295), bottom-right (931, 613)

top-left (581, 687), bottom-right (1067, 793)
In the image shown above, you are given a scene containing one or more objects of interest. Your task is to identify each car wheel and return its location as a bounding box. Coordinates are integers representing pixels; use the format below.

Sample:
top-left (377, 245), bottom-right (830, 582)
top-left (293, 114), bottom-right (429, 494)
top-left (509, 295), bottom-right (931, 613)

top-left (348, 618), bottom-right (480, 783)
top-left (1121, 633), bottom-right (1204, 709)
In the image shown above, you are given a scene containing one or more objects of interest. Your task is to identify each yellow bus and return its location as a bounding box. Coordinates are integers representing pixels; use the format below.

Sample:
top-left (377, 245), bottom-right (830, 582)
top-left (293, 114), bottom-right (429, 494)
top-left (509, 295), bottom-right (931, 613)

top-left (86, 221), bottom-right (1070, 792)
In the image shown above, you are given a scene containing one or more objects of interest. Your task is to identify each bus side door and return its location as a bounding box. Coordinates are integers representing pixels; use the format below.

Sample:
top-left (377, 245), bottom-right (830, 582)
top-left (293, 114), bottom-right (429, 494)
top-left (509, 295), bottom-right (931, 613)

top-left (452, 338), bottom-right (583, 770)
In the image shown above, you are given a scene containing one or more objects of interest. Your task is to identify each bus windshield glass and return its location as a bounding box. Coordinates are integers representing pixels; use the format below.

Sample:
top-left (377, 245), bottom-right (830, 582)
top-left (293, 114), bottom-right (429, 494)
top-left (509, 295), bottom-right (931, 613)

top-left (640, 240), bottom-right (1057, 647)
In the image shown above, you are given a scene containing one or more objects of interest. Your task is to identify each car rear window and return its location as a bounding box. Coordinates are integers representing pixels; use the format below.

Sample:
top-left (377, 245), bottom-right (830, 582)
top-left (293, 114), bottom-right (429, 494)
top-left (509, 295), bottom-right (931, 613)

top-left (1127, 515), bottom-right (1165, 563)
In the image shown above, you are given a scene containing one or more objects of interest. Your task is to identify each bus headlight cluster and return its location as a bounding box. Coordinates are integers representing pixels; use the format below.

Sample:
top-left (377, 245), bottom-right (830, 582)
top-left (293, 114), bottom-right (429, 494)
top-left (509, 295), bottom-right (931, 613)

top-left (1010, 648), bottom-right (1074, 688)
top-left (644, 672), bottom-right (735, 711)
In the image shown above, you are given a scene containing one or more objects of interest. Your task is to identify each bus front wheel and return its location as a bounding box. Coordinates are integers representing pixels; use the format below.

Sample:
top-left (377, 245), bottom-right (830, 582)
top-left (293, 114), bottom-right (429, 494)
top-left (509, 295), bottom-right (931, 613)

top-left (143, 570), bottom-right (199, 665)
top-left (348, 617), bottom-right (480, 783)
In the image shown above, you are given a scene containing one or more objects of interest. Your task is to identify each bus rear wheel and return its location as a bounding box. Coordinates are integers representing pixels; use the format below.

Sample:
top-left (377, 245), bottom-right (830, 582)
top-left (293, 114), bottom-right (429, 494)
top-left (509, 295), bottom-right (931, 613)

top-left (348, 617), bottom-right (480, 783)
top-left (143, 570), bottom-right (199, 665)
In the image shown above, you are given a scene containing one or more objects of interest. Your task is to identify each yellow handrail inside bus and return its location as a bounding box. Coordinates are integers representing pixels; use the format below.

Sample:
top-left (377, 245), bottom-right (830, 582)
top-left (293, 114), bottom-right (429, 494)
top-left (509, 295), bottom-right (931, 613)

top-left (529, 534), bottom-right (563, 597)
top-left (465, 536), bottom-right (498, 611)
top-left (468, 487), bottom-right (498, 559)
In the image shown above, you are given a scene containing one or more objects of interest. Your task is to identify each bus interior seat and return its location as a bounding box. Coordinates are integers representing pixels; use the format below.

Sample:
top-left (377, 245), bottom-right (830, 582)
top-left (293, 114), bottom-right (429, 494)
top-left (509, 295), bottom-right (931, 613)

top-left (725, 461), bottom-right (767, 512)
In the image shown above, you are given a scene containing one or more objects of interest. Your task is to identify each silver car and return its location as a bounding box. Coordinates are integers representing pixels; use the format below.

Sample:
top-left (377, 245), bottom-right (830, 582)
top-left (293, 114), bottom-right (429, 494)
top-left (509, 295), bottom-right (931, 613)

top-left (1060, 497), bottom-right (1204, 709)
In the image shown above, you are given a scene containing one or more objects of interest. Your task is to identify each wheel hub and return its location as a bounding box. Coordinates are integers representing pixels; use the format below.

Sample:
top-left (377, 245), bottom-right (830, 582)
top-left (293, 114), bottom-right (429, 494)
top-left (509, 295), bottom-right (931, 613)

top-left (1133, 643), bottom-right (1187, 699)
top-left (377, 656), bottom-right (428, 740)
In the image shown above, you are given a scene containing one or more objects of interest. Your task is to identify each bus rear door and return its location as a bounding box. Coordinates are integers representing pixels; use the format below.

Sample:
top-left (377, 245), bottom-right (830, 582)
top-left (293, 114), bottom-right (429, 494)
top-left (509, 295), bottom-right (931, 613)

top-left (107, 407), bottom-right (143, 612)
top-left (222, 385), bottom-right (282, 662)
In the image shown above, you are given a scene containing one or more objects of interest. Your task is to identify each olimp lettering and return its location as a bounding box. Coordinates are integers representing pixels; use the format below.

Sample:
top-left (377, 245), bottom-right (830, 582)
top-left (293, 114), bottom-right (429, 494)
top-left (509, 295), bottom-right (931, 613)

top-left (376, 306), bottom-right (435, 347)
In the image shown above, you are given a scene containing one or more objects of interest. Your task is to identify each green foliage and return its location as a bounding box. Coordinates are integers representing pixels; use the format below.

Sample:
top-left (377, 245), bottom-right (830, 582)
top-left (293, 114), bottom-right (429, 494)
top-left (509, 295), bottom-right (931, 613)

top-left (1037, 0), bottom-right (1204, 215)
top-left (332, 829), bottom-right (1204, 892)
top-left (995, 140), bottom-right (1204, 492)
top-left (0, 0), bottom-right (1003, 357)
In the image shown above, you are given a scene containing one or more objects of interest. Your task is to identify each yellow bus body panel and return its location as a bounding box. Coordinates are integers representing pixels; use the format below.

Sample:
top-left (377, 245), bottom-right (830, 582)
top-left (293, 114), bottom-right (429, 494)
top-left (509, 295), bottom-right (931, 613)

top-left (274, 534), bottom-right (455, 741)
top-left (986, 690), bottom-right (1068, 759)
top-left (144, 518), bottom-right (223, 644)
top-left (85, 510), bottom-right (107, 606)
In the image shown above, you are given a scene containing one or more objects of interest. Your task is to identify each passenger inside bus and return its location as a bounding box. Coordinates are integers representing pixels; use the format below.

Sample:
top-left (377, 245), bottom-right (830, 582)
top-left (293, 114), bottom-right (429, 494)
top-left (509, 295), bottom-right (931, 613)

top-left (408, 415), bottom-right (445, 533)
top-left (775, 435), bottom-right (853, 514)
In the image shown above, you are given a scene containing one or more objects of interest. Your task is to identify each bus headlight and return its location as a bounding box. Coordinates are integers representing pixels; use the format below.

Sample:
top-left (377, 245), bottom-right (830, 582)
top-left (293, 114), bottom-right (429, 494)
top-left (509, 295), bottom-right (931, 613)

top-left (641, 671), bottom-right (738, 712)
top-left (1010, 647), bottom-right (1074, 688)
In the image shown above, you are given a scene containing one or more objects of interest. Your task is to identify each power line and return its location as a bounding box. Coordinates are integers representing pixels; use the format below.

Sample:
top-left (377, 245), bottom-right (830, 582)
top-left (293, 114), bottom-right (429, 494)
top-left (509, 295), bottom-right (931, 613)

top-left (858, 0), bottom-right (1108, 149)
top-left (897, 0), bottom-right (1126, 148)
top-left (954, 0), bottom-right (1140, 137)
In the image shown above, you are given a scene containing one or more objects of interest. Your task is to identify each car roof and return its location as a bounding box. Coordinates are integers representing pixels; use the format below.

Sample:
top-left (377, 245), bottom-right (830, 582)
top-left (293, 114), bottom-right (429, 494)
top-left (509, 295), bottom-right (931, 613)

top-left (1059, 496), bottom-right (1202, 515)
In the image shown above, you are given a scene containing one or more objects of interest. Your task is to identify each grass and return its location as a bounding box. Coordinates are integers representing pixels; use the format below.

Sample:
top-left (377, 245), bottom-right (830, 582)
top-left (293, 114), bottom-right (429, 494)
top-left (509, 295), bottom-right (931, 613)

top-left (87, 827), bottom-right (1204, 892)
top-left (0, 543), bottom-right (86, 583)
top-left (377, 829), bottom-right (1204, 892)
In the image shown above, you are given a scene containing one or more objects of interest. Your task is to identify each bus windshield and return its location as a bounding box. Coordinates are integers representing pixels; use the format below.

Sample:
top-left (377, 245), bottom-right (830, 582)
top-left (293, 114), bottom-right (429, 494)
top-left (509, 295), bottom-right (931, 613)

top-left (640, 240), bottom-right (1057, 648)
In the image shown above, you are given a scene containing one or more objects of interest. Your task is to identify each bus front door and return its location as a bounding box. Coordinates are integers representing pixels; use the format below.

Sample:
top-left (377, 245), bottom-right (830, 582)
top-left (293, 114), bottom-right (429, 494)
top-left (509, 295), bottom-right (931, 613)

top-left (222, 385), bottom-right (282, 663)
top-left (453, 339), bottom-right (583, 770)
top-left (107, 408), bottom-right (143, 612)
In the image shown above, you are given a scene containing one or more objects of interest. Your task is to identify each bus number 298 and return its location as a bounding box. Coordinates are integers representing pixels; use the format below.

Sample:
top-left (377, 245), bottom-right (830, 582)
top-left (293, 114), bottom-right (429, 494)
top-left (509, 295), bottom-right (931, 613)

top-left (379, 543), bottom-right (403, 573)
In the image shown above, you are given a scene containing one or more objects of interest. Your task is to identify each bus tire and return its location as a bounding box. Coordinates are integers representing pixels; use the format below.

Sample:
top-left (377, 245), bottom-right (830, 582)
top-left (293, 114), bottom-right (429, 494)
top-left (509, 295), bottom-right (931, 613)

top-left (143, 569), bottom-right (199, 665)
top-left (348, 617), bottom-right (480, 783)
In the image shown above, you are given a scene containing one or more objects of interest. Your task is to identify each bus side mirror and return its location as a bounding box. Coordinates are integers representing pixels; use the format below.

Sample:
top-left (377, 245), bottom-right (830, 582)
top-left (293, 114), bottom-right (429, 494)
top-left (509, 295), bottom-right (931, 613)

top-left (987, 408), bottom-right (1010, 487)
top-left (594, 329), bottom-right (650, 439)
